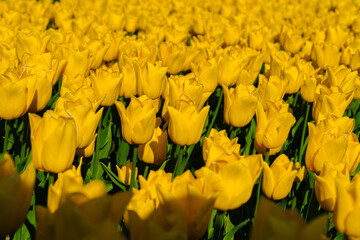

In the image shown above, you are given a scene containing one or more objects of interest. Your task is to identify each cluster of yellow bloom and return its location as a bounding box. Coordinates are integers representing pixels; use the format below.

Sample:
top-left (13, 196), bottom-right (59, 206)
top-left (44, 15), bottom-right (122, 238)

top-left (1, 0), bottom-right (360, 239)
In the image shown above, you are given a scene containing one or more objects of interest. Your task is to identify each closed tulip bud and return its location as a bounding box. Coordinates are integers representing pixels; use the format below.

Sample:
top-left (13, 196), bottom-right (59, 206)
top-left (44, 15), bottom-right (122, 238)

top-left (333, 174), bottom-right (360, 238)
top-left (159, 42), bottom-right (188, 74)
top-left (202, 128), bottom-right (240, 165)
top-left (223, 84), bottom-right (258, 127)
top-left (139, 118), bottom-right (168, 165)
top-left (48, 159), bottom-right (107, 213)
top-left (167, 103), bottom-right (209, 146)
top-left (116, 162), bottom-right (138, 185)
top-left (311, 42), bottom-right (341, 69)
top-left (134, 61), bottom-right (167, 99)
top-left (195, 154), bottom-right (263, 211)
top-left (257, 75), bottom-right (288, 106)
top-left (115, 95), bottom-right (157, 144)
top-left (305, 116), bottom-right (360, 174)
top-left (0, 154), bottom-right (35, 238)
top-left (91, 65), bottom-right (123, 106)
top-left (301, 76), bottom-right (318, 103)
top-left (279, 26), bottom-right (303, 54)
top-left (103, 33), bottom-right (121, 62)
top-left (262, 154), bottom-right (298, 200)
top-left (312, 86), bottom-right (354, 123)
top-left (250, 197), bottom-right (328, 240)
top-left (29, 110), bottom-right (77, 173)
top-left (224, 23), bottom-right (241, 46)
top-left (255, 101), bottom-right (296, 155)
top-left (315, 162), bottom-right (350, 211)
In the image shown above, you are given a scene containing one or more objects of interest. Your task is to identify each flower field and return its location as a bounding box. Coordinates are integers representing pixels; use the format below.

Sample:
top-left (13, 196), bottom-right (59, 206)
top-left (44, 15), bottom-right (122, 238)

top-left (1, 0), bottom-right (360, 239)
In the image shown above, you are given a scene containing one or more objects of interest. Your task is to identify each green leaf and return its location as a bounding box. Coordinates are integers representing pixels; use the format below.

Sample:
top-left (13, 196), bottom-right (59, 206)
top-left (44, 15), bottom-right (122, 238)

top-left (223, 219), bottom-right (250, 240)
top-left (224, 214), bottom-right (235, 238)
top-left (100, 162), bottom-right (127, 191)
top-left (117, 138), bottom-right (130, 166)
top-left (104, 181), bottom-right (114, 192)
top-left (292, 115), bottom-right (304, 137)
top-left (13, 223), bottom-right (31, 240)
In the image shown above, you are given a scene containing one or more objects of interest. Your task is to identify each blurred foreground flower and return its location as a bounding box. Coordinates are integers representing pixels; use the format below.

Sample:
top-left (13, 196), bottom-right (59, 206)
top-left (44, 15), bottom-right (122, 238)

top-left (0, 154), bottom-right (36, 238)
top-left (36, 191), bottom-right (132, 240)
top-left (250, 197), bottom-right (327, 240)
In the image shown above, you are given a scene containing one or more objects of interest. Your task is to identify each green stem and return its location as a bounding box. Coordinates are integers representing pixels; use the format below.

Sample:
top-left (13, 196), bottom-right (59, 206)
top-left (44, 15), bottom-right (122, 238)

top-left (244, 118), bottom-right (256, 156)
top-left (143, 165), bottom-right (149, 180)
top-left (230, 126), bottom-right (237, 139)
top-left (130, 145), bottom-right (138, 190)
top-left (92, 115), bottom-right (103, 180)
top-left (48, 172), bottom-right (56, 186)
top-left (3, 120), bottom-right (10, 154)
top-left (254, 149), bottom-right (269, 218)
top-left (205, 88), bottom-right (223, 137)
top-left (299, 103), bottom-right (310, 163)
top-left (305, 187), bottom-right (314, 222)
top-left (173, 145), bottom-right (185, 179)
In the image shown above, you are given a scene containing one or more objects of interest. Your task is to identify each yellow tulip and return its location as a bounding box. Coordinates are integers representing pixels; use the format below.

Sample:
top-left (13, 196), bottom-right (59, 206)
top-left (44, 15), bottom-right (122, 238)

top-left (157, 171), bottom-right (216, 240)
top-left (190, 58), bottom-right (218, 94)
top-left (305, 116), bottom-right (360, 174)
top-left (29, 110), bottom-right (77, 173)
top-left (21, 52), bottom-right (66, 85)
top-left (322, 66), bottom-right (359, 95)
top-left (262, 154), bottom-right (298, 200)
top-left (300, 76), bottom-right (318, 103)
top-left (0, 154), bottom-right (35, 238)
top-left (341, 47), bottom-right (360, 72)
top-left (115, 95), bottom-right (157, 144)
top-left (159, 42), bottom-right (188, 74)
top-left (134, 61), bottom-right (167, 99)
top-left (216, 53), bottom-right (242, 87)
top-left (0, 72), bottom-right (32, 120)
top-left (257, 74), bottom-right (288, 106)
top-left (314, 162), bottom-right (350, 211)
top-left (48, 159), bottom-right (107, 213)
top-left (279, 26), bottom-right (303, 54)
top-left (250, 197), bottom-right (328, 240)
top-left (202, 128), bottom-right (240, 166)
top-left (63, 49), bottom-right (90, 78)
top-left (333, 174), bottom-right (360, 239)
top-left (311, 42), bottom-right (341, 69)
top-left (222, 84), bottom-right (258, 127)
top-left (119, 55), bottom-right (138, 98)
top-left (312, 86), bottom-right (354, 123)
top-left (195, 154), bottom-right (263, 211)
top-left (138, 118), bottom-right (168, 165)
top-left (116, 162), bottom-right (138, 186)
top-left (91, 64), bottom-right (123, 106)
top-left (86, 39), bottom-right (110, 70)
top-left (36, 192), bottom-right (132, 240)
top-left (57, 98), bottom-right (103, 150)
top-left (15, 30), bottom-right (50, 61)
top-left (255, 101), bottom-right (295, 155)
top-left (167, 103), bottom-right (209, 146)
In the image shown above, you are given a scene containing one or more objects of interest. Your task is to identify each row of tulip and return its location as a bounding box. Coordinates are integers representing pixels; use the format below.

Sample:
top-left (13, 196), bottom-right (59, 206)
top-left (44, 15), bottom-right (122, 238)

top-left (1, 0), bottom-right (360, 239)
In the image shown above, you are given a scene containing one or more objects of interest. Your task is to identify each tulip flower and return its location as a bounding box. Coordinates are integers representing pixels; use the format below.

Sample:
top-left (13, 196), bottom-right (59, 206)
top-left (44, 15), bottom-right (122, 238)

top-left (138, 118), bottom-right (168, 165)
top-left (300, 76), bottom-right (318, 103)
top-left (333, 174), bottom-right (360, 239)
top-left (36, 192), bottom-right (132, 240)
top-left (262, 154), bottom-right (299, 200)
top-left (119, 55), bottom-right (139, 98)
top-left (341, 47), bottom-right (360, 72)
top-left (15, 30), bottom-right (50, 61)
top-left (134, 61), bottom-right (168, 99)
top-left (0, 72), bottom-right (34, 120)
top-left (254, 101), bottom-right (296, 155)
top-left (63, 49), bottom-right (90, 78)
top-left (222, 84), bottom-right (258, 127)
top-left (250, 197), bottom-right (328, 240)
top-left (216, 53), bottom-right (242, 87)
top-left (91, 64), bottom-right (123, 106)
top-left (56, 98), bottom-right (103, 151)
top-left (195, 154), bottom-right (263, 211)
top-left (167, 103), bottom-right (209, 146)
top-left (159, 42), bottom-right (188, 74)
top-left (115, 95), bottom-right (157, 144)
top-left (0, 154), bottom-right (36, 238)
top-left (157, 171), bottom-right (216, 240)
top-left (116, 162), bottom-right (138, 185)
top-left (311, 42), bottom-right (341, 69)
top-left (322, 65), bottom-right (359, 95)
top-left (190, 59), bottom-right (218, 94)
top-left (47, 159), bottom-right (107, 213)
top-left (279, 25), bottom-right (303, 54)
top-left (314, 162), bottom-right (350, 211)
top-left (87, 39), bottom-right (110, 70)
top-left (256, 75), bottom-right (288, 106)
top-left (29, 110), bottom-right (77, 173)
top-left (305, 116), bottom-right (360, 174)
top-left (202, 128), bottom-right (240, 166)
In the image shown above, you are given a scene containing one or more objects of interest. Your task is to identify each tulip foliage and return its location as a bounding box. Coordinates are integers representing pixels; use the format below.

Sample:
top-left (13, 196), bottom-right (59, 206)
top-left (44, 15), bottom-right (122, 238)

top-left (1, 0), bottom-right (360, 239)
